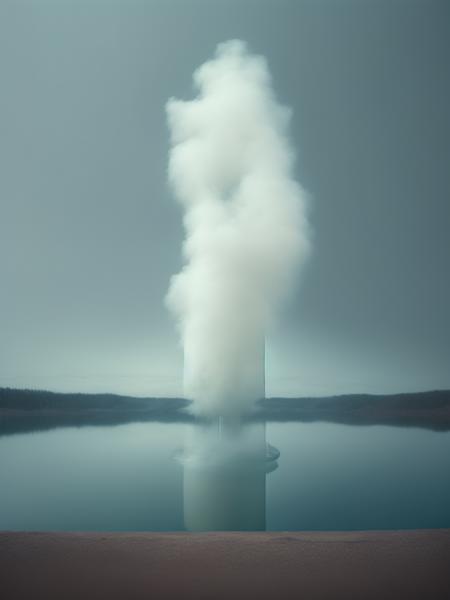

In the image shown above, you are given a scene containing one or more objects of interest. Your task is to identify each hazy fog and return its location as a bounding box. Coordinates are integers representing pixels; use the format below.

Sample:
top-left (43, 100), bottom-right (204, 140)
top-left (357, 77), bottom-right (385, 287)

top-left (1, 0), bottom-right (449, 397)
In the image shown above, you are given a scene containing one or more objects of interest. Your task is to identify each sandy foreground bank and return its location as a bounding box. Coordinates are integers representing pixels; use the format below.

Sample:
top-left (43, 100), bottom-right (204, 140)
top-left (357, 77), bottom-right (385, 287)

top-left (1, 530), bottom-right (450, 599)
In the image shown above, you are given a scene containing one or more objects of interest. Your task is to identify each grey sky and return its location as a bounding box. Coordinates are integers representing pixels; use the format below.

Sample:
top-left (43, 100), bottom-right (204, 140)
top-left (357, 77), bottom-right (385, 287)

top-left (1, 0), bottom-right (449, 397)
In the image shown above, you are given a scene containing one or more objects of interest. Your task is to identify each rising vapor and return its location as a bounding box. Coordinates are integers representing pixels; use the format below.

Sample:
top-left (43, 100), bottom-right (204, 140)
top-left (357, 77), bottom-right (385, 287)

top-left (166, 40), bottom-right (310, 418)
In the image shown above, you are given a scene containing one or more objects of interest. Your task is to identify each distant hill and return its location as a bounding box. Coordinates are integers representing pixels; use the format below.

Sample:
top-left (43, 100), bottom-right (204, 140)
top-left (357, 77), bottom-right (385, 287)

top-left (260, 390), bottom-right (450, 430)
top-left (1, 388), bottom-right (449, 435)
top-left (0, 388), bottom-right (191, 435)
top-left (0, 387), bottom-right (188, 413)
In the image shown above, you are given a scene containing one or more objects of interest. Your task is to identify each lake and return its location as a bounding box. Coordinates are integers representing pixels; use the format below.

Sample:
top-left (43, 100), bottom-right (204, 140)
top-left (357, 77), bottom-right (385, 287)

top-left (1, 419), bottom-right (449, 531)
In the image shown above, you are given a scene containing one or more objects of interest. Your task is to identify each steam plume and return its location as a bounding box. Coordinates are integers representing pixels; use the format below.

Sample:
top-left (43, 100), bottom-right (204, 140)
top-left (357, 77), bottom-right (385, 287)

top-left (166, 41), bottom-right (310, 417)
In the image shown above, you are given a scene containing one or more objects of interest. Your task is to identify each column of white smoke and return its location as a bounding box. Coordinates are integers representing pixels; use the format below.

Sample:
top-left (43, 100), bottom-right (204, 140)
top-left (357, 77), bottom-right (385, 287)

top-left (166, 40), bottom-right (310, 418)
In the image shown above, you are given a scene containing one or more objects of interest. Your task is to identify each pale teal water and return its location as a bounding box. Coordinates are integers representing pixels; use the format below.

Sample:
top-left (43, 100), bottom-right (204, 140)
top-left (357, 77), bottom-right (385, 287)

top-left (1, 421), bottom-right (449, 531)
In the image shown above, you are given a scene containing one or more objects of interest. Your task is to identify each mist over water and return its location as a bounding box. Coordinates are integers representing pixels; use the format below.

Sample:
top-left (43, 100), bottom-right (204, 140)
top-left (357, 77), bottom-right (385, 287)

top-left (166, 41), bottom-right (310, 418)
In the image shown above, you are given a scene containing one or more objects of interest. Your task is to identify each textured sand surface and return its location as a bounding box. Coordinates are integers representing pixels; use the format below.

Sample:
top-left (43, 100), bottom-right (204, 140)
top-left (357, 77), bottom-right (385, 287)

top-left (2, 530), bottom-right (450, 599)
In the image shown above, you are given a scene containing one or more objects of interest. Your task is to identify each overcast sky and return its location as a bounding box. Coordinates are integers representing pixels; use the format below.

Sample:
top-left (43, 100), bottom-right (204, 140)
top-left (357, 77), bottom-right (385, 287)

top-left (1, 0), bottom-right (449, 397)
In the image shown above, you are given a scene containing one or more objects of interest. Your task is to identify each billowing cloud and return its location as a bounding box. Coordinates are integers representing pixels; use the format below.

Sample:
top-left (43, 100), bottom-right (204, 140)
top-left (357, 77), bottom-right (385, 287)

top-left (166, 41), bottom-right (310, 417)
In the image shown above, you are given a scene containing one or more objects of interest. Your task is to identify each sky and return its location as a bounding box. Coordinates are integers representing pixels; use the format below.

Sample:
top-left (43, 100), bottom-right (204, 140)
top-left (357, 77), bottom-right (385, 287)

top-left (1, 0), bottom-right (449, 397)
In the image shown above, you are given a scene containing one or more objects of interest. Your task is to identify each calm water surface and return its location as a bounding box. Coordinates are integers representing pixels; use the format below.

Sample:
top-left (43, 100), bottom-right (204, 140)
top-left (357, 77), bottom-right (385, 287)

top-left (1, 421), bottom-right (449, 531)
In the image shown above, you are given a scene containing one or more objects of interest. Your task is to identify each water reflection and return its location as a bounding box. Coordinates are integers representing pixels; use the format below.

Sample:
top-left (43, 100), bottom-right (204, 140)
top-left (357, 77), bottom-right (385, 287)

top-left (180, 419), bottom-right (278, 531)
top-left (1, 420), bottom-right (450, 531)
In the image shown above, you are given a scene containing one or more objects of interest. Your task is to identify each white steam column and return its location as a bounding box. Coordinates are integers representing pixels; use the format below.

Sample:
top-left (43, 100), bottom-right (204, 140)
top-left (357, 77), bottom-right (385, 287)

top-left (167, 40), bottom-right (308, 529)
top-left (166, 40), bottom-right (310, 420)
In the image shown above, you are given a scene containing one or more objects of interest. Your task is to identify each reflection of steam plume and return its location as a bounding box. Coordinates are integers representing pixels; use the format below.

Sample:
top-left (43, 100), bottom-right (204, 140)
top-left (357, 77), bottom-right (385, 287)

top-left (166, 40), bottom-right (310, 417)
top-left (181, 421), bottom-right (278, 531)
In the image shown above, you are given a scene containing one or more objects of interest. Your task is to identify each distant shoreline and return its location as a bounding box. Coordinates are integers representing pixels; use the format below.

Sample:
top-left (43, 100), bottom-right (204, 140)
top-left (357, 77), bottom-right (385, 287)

top-left (1, 388), bottom-right (449, 435)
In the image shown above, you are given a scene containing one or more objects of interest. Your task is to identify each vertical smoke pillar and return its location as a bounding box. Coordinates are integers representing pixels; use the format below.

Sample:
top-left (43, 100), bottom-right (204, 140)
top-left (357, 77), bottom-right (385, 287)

top-left (166, 41), bottom-right (310, 418)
